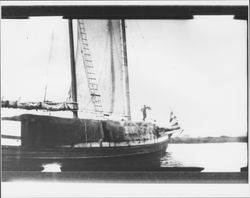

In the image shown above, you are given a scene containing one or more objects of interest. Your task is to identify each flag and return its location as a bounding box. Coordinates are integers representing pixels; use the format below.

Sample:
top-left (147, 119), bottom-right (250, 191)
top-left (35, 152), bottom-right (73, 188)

top-left (169, 111), bottom-right (183, 133)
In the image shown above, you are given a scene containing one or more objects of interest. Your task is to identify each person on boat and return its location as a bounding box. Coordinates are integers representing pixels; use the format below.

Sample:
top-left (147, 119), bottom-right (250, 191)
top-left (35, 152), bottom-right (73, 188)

top-left (141, 105), bottom-right (151, 121)
top-left (153, 120), bottom-right (160, 138)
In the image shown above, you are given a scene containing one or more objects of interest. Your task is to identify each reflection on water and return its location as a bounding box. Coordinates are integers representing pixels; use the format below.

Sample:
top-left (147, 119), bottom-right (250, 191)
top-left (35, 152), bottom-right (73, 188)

top-left (161, 142), bottom-right (247, 172)
top-left (161, 152), bottom-right (183, 167)
top-left (42, 163), bottom-right (62, 172)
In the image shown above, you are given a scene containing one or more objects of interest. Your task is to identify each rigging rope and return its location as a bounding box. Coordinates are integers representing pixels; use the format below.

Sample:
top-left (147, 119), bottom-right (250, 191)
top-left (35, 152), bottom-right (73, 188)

top-left (43, 31), bottom-right (54, 102)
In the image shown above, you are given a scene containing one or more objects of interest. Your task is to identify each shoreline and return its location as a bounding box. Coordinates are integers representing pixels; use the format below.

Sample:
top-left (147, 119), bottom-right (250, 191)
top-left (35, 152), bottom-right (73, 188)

top-left (169, 136), bottom-right (247, 144)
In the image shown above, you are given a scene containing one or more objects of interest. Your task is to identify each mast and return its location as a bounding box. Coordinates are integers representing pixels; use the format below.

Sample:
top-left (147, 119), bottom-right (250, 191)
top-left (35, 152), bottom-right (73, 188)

top-left (68, 19), bottom-right (78, 118)
top-left (108, 20), bottom-right (115, 115)
top-left (121, 19), bottom-right (131, 121)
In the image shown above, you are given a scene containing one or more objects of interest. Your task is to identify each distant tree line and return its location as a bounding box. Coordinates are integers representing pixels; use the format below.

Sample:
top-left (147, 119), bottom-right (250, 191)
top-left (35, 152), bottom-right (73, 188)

top-left (169, 136), bottom-right (247, 144)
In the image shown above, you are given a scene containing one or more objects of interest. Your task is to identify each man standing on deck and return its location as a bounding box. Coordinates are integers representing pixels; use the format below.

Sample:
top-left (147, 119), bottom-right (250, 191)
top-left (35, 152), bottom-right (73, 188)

top-left (141, 105), bottom-right (151, 121)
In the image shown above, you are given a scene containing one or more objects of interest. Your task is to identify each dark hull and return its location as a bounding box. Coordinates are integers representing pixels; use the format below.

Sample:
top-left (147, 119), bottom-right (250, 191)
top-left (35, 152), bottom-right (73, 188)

top-left (2, 139), bottom-right (168, 171)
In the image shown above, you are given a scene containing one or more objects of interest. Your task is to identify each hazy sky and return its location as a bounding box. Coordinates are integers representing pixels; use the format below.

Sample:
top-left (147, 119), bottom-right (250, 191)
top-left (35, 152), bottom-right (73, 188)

top-left (126, 17), bottom-right (247, 137)
top-left (1, 16), bottom-right (247, 137)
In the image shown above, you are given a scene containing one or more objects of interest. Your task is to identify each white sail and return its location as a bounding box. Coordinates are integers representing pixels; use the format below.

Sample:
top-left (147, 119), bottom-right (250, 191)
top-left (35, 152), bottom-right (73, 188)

top-left (75, 20), bottom-right (125, 120)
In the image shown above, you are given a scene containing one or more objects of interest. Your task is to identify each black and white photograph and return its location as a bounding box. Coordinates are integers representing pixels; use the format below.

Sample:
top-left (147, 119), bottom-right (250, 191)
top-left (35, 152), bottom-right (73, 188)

top-left (1, 0), bottom-right (249, 197)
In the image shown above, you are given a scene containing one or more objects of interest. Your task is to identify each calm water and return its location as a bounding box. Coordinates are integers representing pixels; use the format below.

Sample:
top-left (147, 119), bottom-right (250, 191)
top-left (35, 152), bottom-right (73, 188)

top-left (161, 142), bottom-right (248, 172)
top-left (42, 142), bottom-right (248, 172)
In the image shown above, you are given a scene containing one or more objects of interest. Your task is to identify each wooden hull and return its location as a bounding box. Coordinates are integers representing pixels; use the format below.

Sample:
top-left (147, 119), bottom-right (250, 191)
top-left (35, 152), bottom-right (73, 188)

top-left (2, 138), bottom-right (168, 171)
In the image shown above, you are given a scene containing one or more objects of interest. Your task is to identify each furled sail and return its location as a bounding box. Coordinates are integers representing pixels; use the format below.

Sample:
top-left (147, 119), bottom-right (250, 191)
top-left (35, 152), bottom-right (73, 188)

top-left (75, 20), bottom-right (126, 120)
top-left (1, 100), bottom-right (77, 111)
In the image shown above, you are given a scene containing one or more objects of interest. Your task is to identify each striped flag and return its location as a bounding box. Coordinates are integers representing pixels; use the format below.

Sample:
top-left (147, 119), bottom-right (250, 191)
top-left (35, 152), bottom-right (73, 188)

top-left (169, 111), bottom-right (183, 133)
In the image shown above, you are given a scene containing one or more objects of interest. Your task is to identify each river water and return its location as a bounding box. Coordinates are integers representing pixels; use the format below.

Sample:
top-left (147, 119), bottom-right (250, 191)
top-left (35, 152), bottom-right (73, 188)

top-left (161, 142), bottom-right (248, 172)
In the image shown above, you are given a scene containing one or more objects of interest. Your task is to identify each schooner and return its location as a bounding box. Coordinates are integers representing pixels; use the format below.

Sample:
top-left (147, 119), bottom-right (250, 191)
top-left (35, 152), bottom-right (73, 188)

top-left (2, 18), bottom-right (182, 171)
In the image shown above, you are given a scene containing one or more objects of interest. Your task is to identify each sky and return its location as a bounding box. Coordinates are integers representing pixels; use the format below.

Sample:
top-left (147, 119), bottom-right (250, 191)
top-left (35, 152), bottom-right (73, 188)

top-left (126, 17), bottom-right (247, 137)
top-left (1, 16), bottom-right (247, 137)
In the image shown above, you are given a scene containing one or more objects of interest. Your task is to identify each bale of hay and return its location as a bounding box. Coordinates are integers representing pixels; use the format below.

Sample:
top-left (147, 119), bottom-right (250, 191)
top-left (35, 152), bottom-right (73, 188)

top-left (122, 121), bottom-right (156, 141)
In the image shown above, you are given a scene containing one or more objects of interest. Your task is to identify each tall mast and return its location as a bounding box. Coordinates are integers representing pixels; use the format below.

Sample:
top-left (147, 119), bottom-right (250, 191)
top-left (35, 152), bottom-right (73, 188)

top-left (108, 20), bottom-right (115, 114)
top-left (121, 19), bottom-right (131, 121)
top-left (68, 19), bottom-right (78, 118)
